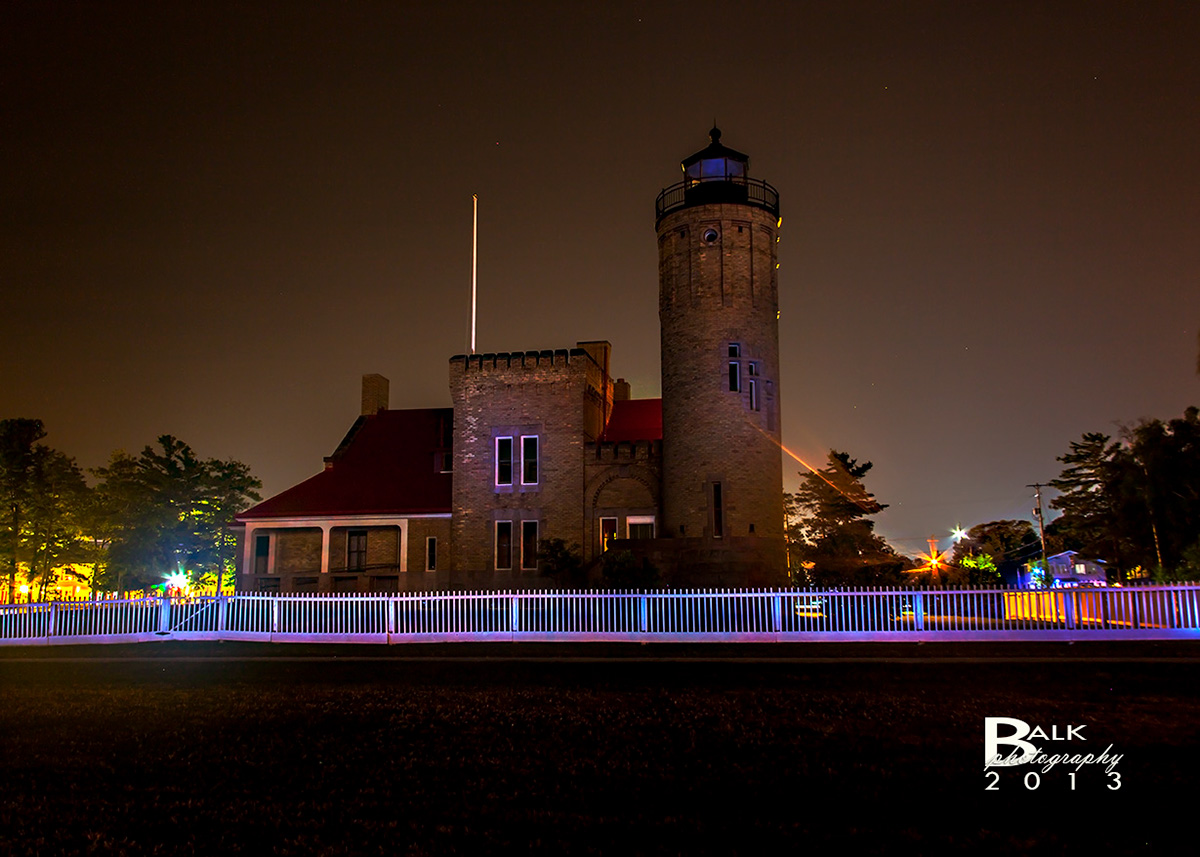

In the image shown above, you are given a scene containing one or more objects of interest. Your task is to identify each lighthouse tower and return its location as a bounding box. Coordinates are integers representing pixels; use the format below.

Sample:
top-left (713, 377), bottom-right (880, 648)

top-left (655, 128), bottom-right (786, 584)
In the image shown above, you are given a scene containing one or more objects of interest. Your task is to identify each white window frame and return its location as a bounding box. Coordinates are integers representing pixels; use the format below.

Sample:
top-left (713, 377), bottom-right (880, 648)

top-left (495, 436), bottom-right (514, 486)
top-left (253, 532), bottom-right (273, 576)
top-left (599, 516), bottom-right (619, 552)
top-left (520, 520), bottom-right (539, 571)
top-left (347, 529), bottom-right (368, 571)
top-left (495, 521), bottom-right (513, 570)
top-left (626, 515), bottom-right (656, 540)
top-left (520, 435), bottom-right (539, 486)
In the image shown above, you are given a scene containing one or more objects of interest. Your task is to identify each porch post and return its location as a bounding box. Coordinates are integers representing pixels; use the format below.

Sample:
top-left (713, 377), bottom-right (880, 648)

top-left (242, 525), bottom-right (256, 581)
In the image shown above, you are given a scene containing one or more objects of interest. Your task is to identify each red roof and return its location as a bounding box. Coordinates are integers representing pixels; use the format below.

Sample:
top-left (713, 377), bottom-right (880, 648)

top-left (238, 408), bottom-right (452, 520)
top-left (600, 398), bottom-right (662, 442)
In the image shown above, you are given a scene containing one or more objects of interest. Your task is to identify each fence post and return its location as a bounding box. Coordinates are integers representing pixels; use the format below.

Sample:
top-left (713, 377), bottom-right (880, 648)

top-left (1063, 589), bottom-right (1077, 630)
top-left (510, 592), bottom-right (520, 635)
top-left (215, 595), bottom-right (228, 637)
top-left (46, 602), bottom-right (57, 641)
top-left (914, 592), bottom-right (925, 632)
top-left (158, 596), bottom-right (172, 635)
top-left (640, 593), bottom-right (648, 635)
top-left (772, 593), bottom-right (782, 635)
top-left (271, 596), bottom-right (280, 635)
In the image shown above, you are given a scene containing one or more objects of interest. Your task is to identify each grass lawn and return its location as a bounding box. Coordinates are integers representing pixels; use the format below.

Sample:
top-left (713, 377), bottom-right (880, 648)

top-left (2, 642), bottom-right (1199, 855)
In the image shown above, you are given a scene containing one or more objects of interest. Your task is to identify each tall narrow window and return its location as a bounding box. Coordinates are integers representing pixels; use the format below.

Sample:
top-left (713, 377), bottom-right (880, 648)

top-left (426, 537), bottom-right (437, 572)
top-left (521, 520), bottom-right (539, 570)
top-left (749, 378), bottom-right (759, 411)
top-left (254, 534), bottom-right (270, 575)
top-left (521, 436), bottom-right (539, 485)
top-left (728, 361), bottom-right (740, 392)
top-left (712, 483), bottom-right (724, 539)
top-left (495, 437), bottom-right (513, 486)
top-left (348, 530), bottom-right (367, 570)
top-left (495, 522), bottom-right (513, 570)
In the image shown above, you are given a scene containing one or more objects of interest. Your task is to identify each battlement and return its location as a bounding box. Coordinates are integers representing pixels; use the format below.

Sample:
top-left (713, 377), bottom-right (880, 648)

top-left (586, 439), bottom-right (663, 463)
top-left (449, 340), bottom-right (613, 377)
top-left (449, 348), bottom-right (587, 374)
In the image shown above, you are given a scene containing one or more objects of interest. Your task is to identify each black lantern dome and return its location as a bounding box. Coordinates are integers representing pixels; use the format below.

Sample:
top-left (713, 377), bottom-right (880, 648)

top-left (655, 127), bottom-right (779, 224)
top-left (680, 126), bottom-right (749, 183)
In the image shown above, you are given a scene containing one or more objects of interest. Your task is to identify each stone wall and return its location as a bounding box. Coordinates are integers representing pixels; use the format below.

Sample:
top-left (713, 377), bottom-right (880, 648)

top-left (448, 346), bottom-right (612, 584)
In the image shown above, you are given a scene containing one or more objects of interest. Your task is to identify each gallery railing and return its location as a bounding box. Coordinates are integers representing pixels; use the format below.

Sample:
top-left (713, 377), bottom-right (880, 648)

top-left (655, 177), bottom-right (780, 223)
top-left (3, 585), bottom-right (1199, 646)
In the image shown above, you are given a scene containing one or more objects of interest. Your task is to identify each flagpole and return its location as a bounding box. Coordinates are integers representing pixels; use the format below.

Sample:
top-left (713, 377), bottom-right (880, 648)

top-left (471, 194), bottom-right (478, 354)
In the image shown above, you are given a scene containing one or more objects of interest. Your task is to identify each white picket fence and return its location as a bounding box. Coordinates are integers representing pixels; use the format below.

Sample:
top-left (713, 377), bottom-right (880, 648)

top-left (3, 585), bottom-right (1199, 646)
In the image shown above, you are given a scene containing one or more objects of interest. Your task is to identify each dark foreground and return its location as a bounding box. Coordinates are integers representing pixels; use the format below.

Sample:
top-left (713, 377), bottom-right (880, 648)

top-left (2, 642), bottom-right (1199, 855)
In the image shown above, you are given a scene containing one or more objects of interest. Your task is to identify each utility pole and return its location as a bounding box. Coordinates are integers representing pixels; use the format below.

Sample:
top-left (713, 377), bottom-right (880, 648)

top-left (1028, 483), bottom-right (1051, 588)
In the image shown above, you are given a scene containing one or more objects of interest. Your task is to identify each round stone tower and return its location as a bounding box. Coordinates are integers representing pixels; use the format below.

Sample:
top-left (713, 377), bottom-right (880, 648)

top-left (655, 127), bottom-right (785, 583)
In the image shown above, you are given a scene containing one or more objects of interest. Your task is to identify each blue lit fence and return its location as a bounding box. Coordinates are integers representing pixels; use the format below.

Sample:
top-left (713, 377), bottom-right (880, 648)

top-left (2, 586), bottom-right (1199, 646)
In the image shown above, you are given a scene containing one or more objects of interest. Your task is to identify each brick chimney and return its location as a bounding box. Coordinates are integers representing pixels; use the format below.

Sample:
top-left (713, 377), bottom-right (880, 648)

top-left (361, 374), bottom-right (389, 415)
top-left (613, 378), bottom-right (632, 401)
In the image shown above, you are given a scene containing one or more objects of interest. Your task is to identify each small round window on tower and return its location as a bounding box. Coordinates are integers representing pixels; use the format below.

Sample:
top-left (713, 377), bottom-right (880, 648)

top-left (702, 228), bottom-right (719, 244)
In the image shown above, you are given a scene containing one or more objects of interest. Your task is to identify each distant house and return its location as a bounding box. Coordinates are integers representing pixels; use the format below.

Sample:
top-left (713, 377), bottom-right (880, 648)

top-left (1016, 550), bottom-right (1108, 588)
top-left (1047, 551), bottom-right (1109, 586)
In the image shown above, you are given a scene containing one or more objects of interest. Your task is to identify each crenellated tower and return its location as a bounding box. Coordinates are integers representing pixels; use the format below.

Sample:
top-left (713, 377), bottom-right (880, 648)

top-left (655, 127), bottom-right (786, 583)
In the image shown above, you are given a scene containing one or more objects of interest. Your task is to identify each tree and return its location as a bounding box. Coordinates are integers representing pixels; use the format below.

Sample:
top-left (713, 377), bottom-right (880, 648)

top-left (600, 549), bottom-right (660, 589)
top-left (0, 419), bottom-right (46, 601)
top-left (950, 520), bottom-right (1040, 585)
top-left (1049, 433), bottom-right (1124, 561)
top-left (538, 538), bottom-right (585, 586)
top-left (1, 420), bottom-right (93, 602)
top-left (1050, 408), bottom-right (1200, 580)
top-left (93, 436), bottom-right (261, 594)
top-left (21, 446), bottom-right (91, 600)
top-left (789, 451), bottom-right (910, 586)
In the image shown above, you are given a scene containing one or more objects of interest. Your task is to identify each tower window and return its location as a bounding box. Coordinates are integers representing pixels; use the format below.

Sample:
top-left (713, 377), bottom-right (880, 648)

top-left (749, 378), bottom-right (759, 411)
top-left (712, 482), bottom-right (724, 539)
top-left (702, 227), bottom-right (719, 244)
top-left (426, 537), bottom-right (437, 572)
top-left (728, 343), bottom-right (740, 357)
top-left (728, 361), bottom-right (740, 392)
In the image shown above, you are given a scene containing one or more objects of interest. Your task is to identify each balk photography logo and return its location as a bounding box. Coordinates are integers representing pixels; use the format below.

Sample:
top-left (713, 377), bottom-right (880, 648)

top-left (984, 717), bottom-right (1124, 792)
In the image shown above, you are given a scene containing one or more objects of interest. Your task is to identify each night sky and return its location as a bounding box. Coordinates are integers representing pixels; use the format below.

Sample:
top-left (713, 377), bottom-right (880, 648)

top-left (4, 2), bottom-right (1198, 555)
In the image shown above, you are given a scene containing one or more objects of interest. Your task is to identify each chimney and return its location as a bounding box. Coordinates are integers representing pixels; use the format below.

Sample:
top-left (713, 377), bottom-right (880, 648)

top-left (361, 374), bottom-right (389, 415)
top-left (613, 378), bottom-right (632, 401)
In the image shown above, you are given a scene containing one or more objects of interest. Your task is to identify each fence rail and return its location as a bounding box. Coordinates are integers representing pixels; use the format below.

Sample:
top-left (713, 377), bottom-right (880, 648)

top-left (3, 586), bottom-right (1199, 646)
